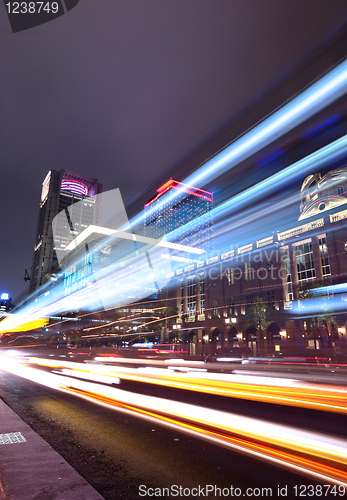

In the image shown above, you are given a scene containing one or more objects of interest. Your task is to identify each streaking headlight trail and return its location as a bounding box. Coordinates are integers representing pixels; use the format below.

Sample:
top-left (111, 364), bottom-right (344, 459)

top-left (28, 356), bottom-right (347, 414)
top-left (1, 355), bottom-right (347, 486)
top-left (4, 58), bottom-right (347, 332)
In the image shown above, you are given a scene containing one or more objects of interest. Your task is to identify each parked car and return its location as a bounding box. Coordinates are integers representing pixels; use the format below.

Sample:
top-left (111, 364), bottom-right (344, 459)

top-left (205, 346), bottom-right (254, 364)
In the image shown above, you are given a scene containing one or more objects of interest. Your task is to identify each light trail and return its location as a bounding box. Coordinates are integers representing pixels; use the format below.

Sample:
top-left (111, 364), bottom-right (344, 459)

top-left (22, 356), bottom-right (347, 414)
top-left (291, 294), bottom-right (347, 315)
top-left (1, 355), bottom-right (347, 486)
top-left (130, 57), bottom-right (347, 229)
top-left (3, 131), bottom-right (347, 335)
top-left (3, 61), bottom-right (347, 333)
top-left (175, 133), bottom-right (347, 249)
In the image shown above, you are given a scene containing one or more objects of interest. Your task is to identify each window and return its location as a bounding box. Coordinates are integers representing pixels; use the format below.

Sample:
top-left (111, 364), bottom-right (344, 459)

top-left (213, 300), bottom-right (218, 317)
top-left (246, 294), bottom-right (252, 307)
top-left (228, 297), bottom-right (234, 316)
top-left (225, 268), bottom-right (234, 285)
top-left (318, 235), bottom-right (331, 276)
top-left (337, 186), bottom-right (344, 195)
top-left (180, 282), bottom-right (184, 315)
top-left (187, 278), bottom-right (196, 316)
top-left (295, 240), bottom-right (316, 281)
top-left (245, 262), bottom-right (254, 281)
top-left (267, 290), bottom-right (275, 309)
top-left (199, 279), bottom-right (205, 312)
top-left (281, 246), bottom-right (293, 301)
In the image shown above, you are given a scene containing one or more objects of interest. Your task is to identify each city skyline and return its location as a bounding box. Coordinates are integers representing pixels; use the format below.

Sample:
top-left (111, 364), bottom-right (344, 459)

top-left (2, 7), bottom-right (347, 497)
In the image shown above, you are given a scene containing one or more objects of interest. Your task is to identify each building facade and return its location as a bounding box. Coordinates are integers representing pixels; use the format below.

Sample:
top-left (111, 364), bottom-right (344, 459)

top-left (144, 179), bottom-right (213, 253)
top-left (29, 169), bottom-right (102, 293)
top-left (165, 166), bottom-right (347, 356)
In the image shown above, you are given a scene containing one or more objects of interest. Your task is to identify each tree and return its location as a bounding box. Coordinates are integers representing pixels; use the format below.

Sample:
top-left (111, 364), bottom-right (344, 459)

top-left (245, 296), bottom-right (271, 331)
top-left (298, 283), bottom-right (337, 347)
top-left (153, 303), bottom-right (179, 332)
top-left (245, 296), bottom-right (272, 355)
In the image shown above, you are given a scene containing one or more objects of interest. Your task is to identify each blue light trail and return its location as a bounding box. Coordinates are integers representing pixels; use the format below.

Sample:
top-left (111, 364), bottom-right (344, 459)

top-left (3, 59), bottom-right (347, 332)
top-left (129, 58), bottom-right (347, 229)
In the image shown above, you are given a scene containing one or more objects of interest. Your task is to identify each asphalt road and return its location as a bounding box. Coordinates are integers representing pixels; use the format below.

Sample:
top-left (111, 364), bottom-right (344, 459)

top-left (0, 368), bottom-right (344, 500)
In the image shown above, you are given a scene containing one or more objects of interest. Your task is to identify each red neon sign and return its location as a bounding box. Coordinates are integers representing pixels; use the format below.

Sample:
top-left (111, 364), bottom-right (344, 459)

top-left (145, 179), bottom-right (213, 208)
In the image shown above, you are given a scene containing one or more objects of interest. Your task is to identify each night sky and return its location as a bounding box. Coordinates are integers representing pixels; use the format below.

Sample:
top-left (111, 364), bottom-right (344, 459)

top-left (1, 1), bottom-right (347, 302)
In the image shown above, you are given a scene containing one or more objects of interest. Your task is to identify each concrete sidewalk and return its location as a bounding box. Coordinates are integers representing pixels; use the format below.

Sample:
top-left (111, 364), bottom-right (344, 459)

top-left (0, 398), bottom-right (104, 500)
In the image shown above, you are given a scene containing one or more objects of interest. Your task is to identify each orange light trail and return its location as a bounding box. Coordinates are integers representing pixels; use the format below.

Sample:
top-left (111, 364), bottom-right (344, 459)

top-left (29, 357), bottom-right (347, 414)
top-left (1, 356), bottom-right (347, 486)
top-left (63, 385), bottom-right (347, 485)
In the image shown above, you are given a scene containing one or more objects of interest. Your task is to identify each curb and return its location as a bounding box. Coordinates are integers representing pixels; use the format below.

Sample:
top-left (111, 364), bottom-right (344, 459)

top-left (0, 478), bottom-right (8, 500)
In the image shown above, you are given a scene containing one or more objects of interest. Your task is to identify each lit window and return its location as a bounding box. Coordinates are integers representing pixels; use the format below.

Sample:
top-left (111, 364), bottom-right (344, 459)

top-left (199, 279), bottom-right (205, 312)
top-left (281, 246), bottom-right (293, 301)
top-left (295, 240), bottom-right (316, 281)
top-left (226, 268), bottom-right (234, 285)
top-left (187, 278), bottom-right (196, 316)
top-left (245, 262), bottom-right (254, 281)
top-left (318, 235), bottom-right (331, 276)
top-left (212, 300), bottom-right (218, 317)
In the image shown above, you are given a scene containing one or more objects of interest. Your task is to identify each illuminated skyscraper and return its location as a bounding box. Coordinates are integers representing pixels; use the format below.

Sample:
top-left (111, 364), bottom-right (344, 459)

top-left (29, 169), bottom-right (102, 292)
top-left (144, 179), bottom-right (213, 252)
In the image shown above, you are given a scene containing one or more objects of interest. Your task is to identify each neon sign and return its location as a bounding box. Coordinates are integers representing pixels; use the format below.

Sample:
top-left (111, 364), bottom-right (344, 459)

top-left (61, 180), bottom-right (88, 196)
top-left (145, 179), bottom-right (213, 208)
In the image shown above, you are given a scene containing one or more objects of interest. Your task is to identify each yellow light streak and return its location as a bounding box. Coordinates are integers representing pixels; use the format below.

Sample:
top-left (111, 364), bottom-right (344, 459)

top-left (1, 356), bottom-right (347, 486)
top-left (29, 357), bottom-right (347, 415)
top-left (0, 317), bottom-right (49, 334)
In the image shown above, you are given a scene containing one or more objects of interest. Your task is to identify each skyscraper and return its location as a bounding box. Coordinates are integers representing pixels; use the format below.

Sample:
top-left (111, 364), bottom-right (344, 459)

top-left (29, 169), bottom-right (102, 292)
top-left (144, 179), bottom-right (213, 253)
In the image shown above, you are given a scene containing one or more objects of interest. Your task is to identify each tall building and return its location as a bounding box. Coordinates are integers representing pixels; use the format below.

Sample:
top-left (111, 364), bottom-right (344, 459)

top-left (29, 169), bottom-right (102, 292)
top-left (144, 179), bottom-right (213, 253)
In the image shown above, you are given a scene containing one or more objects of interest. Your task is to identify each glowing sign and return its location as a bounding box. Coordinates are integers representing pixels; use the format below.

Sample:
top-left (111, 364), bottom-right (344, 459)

top-left (1, 293), bottom-right (9, 300)
top-left (61, 180), bottom-right (88, 196)
top-left (146, 179), bottom-right (213, 208)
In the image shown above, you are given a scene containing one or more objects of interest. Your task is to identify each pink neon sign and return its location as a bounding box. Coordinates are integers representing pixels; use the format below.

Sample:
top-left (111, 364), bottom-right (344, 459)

top-left (61, 180), bottom-right (88, 196)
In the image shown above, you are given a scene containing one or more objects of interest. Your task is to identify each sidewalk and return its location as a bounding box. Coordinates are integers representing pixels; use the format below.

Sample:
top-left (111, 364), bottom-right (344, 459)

top-left (0, 398), bottom-right (104, 500)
